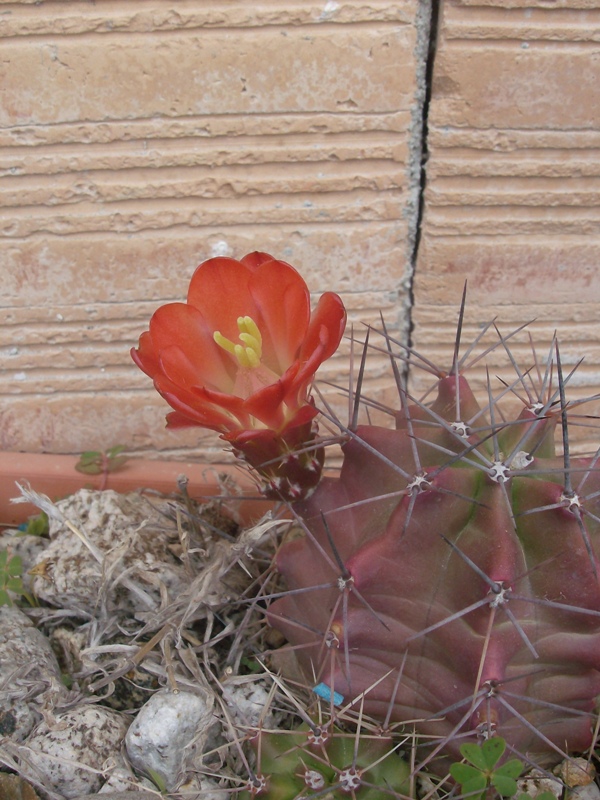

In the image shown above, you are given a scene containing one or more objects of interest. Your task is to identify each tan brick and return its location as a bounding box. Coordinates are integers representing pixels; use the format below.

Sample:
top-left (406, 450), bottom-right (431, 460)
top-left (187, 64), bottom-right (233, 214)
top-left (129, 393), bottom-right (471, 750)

top-left (0, 2), bottom-right (416, 37)
top-left (0, 0), bottom-right (429, 456)
top-left (1, 27), bottom-right (415, 126)
top-left (413, 0), bottom-right (600, 453)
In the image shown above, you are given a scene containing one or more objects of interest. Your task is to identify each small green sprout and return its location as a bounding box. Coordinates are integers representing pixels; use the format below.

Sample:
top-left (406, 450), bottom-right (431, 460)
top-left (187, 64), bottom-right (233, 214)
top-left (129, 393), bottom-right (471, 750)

top-left (21, 511), bottom-right (49, 537)
top-left (450, 737), bottom-right (523, 799)
top-left (146, 767), bottom-right (168, 795)
top-left (0, 550), bottom-right (34, 607)
top-left (75, 445), bottom-right (129, 490)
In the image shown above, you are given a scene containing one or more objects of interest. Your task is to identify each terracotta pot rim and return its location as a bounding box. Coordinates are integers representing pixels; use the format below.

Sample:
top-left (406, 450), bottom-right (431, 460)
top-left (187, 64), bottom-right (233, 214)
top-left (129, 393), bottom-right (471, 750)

top-left (0, 451), bottom-right (269, 528)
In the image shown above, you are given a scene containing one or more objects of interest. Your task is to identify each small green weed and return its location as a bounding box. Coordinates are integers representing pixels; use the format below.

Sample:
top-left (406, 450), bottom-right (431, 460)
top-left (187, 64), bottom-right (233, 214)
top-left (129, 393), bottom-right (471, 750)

top-left (146, 767), bottom-right (168, 794)
top-left (75, 445), bottom-right (129, 489)
top-left (20, 511), bottom-right (49, 537)
top-left (450, 738), bottom-right (523, 799)
top-left (0, 549), bottom-right (34, 607)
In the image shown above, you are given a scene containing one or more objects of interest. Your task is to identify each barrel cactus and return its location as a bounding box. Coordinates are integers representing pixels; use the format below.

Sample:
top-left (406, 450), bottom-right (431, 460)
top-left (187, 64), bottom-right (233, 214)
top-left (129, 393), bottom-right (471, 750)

top-left (268, 309), bottom-right (600, 773)
top-left (239, 716), bottom-right (410, 799)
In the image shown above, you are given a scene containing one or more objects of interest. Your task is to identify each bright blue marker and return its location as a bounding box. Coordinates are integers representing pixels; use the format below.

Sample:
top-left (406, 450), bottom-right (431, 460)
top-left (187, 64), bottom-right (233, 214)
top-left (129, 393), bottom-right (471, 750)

top-left (313, 682), bottom-right (344, 706)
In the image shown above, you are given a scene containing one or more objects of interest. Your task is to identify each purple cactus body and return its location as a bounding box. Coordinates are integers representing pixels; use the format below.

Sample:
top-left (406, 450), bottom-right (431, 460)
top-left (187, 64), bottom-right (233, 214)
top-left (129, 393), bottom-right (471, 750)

top-left (268, 362), bottom-right (600, 769)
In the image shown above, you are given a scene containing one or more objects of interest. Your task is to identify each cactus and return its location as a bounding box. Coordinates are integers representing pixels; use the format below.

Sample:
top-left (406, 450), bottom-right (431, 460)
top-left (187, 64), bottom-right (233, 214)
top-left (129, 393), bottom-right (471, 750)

top-left (239, 715), bottom-right (411, 799)
top-left (267, 304), bottom-right (600, 773)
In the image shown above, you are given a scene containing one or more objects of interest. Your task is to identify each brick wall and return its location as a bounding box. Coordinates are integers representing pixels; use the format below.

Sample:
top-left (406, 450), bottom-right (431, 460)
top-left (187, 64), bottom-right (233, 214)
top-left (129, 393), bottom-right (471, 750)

top-left (3, 0), bottom-right (599, 462)
top-left (2, 1), bottom-right (429, 459)
top-left (413, 0), bottom-right (600, 450)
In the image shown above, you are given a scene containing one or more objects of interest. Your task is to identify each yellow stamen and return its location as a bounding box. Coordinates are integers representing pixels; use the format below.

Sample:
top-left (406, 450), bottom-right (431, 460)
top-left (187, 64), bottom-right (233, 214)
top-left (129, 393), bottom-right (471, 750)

top-left (214, 315), bottom-right (263, 368)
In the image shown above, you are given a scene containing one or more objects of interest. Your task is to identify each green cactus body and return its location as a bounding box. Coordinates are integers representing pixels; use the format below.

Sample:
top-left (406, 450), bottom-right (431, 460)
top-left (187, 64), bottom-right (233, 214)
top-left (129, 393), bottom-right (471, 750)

top-left (239, 721), bottom-right (411, 799)
top-left (268, 333), bottom-right (600, 771)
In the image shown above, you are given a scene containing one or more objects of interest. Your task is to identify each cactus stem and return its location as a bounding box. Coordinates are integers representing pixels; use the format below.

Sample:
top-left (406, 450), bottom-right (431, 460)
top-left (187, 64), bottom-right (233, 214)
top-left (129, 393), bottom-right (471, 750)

top-left (405, 597), bottom-right (492, 644)
top-left (263, 310), bottom-right (600, 776)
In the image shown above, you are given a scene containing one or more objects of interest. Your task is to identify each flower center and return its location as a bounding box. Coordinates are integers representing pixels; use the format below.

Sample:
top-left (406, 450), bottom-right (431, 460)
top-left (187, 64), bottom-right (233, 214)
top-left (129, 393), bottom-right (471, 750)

top-left (214, 316), bottom-right (263, 369)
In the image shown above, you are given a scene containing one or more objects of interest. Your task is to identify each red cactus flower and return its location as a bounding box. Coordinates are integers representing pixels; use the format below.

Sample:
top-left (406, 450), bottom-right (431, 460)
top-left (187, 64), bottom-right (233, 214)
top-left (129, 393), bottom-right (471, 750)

top-left (132, 252), bottom-right (346, 445)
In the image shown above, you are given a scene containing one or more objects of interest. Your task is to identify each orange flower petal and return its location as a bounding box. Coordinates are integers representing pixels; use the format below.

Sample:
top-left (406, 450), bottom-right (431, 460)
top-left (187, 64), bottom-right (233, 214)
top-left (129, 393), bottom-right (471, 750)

top-left (248, 258), bottom-right (310, 373)
top-left (299, 292), bottom-right (347, 364)
top-left (239, 251), bottom-right (275, 269)
top-left (186, 257), bottom-right (260, 341)
top-left (145, 303), bottom-right (234, 391)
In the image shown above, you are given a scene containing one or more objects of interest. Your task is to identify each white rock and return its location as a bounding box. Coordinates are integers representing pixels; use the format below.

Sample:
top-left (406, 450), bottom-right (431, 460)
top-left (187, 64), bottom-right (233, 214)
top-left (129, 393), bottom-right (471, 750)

top-left (72, 794), bottom-right (155, 800)
top-left (517, 768), bottom-right (563, 800)
top-left (30, 490), bottom-right (184, 615)
top-left (125, 688), bottom-right (214, 790)
top-left (222, 678), bottom-right (278, 731)
top-left (555, 757), bottom-right (596, 788)
top-left (0, 605), bottom-right (64, 740)
top-left (98, 759), bottom-right (155, 793)
top-left (573, 785), bottom-right (600, 800)
top-left (26, 704), bottom-right (129, 798)
top-left (177, 775), bottom-right (231, 799)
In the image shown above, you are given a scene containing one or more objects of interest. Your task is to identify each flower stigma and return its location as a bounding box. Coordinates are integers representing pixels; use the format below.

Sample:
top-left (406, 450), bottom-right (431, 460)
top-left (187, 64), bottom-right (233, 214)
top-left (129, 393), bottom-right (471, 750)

top-left (214, 316), bottom-right (263, 368)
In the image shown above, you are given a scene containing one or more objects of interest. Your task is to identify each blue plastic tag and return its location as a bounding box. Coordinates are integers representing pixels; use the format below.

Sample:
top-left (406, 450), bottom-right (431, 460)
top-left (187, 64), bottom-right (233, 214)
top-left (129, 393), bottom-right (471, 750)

top-left (312, 682), bottom-right (344, 706)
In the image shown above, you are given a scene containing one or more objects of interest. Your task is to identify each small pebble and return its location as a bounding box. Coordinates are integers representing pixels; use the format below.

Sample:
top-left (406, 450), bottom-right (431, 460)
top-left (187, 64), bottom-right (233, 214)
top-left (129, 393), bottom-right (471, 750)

top-left (26, 704), bottom-right (129, 798)
top-left (125, 688), bottom-right (214, 790)
top-left (0, 605), bottom-right (64, 740)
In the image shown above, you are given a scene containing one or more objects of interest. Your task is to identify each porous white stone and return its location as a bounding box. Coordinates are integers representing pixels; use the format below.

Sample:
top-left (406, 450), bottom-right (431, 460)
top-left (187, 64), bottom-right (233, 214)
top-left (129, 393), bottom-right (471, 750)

top-left (517, 768), bottom-right (563, 800)
top-left (73, 794), bottom-right (155, 800)
top-left (177, 775), bottom-right (231, 799)
top-left (0, 605), bottom-right (64, 741)
top-left (26, 704), bottom-right (129, 798)
top-left (222, 678), bottom-right (277, 731)
top-left (125, 688), bottom-right (214, 790)
top-left (573, 785), bottom-right (600, 800)
top-left (97, 760), bottom-right (156, 793)
top-left (30, 490), bottom-right (184, 616)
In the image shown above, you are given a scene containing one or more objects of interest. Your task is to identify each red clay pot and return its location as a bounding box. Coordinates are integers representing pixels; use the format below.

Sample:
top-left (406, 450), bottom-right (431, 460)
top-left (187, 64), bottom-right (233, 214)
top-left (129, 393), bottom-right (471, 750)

top-left (0, 452), bottom-right (269, 528)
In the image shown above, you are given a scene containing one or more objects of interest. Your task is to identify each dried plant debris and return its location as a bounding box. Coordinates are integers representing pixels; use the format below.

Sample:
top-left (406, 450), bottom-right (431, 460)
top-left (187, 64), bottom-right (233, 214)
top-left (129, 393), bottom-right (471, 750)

top-left (2, 483), bottom-right (287, 797)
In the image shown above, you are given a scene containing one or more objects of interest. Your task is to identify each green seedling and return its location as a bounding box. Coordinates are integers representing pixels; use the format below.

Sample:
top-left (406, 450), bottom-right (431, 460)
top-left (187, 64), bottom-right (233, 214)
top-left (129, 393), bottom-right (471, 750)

top-left (146, 767), bottom-right (168, 795)
top-left (20, 511), bottom-right (49, 537)
top-left (75, 445), bottom-right (129, 489)
top-left (450, 738), bottom-right (523, 799)
top-left (0, 549), bottom-right (34, 606)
